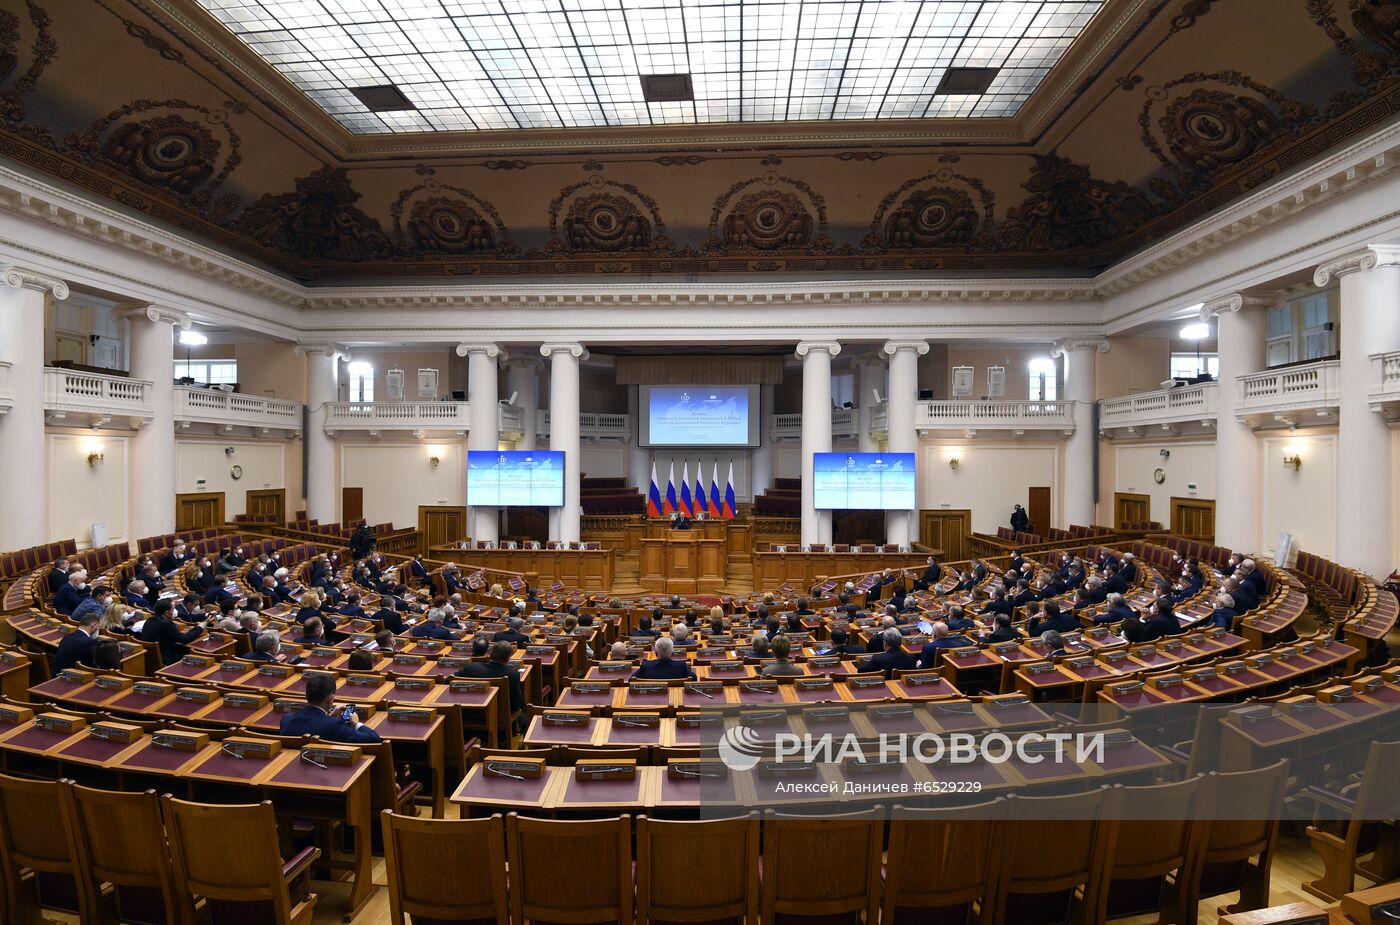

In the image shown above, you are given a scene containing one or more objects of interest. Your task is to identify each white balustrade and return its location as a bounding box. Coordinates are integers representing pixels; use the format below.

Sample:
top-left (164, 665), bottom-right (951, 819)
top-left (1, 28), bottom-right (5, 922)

top-left (1098, 382), bottom-right (1218, 434)
top-left (1368, 350), bottom-right (1400, 414)
top-left (915, 399), bottom-right (1076, 431)
top-left (537, 410), bottom-right (631, 439)
top-left (174, 386), bottom-right (302, 434)
top-left (43, 366), bottom-right (153, 427)
top-left (1235, 359), bottom-right (1340, 424)
top-left (0, 361), bottom-right (11, 415)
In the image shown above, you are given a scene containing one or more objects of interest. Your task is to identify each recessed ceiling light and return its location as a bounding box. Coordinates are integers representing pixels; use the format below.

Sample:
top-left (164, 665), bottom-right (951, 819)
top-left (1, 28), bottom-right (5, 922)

top-left (935, 67), bottom-right (1000, 96)
top-left (350, 85), bottom-right (416, 113)
top-left (640, 74), bottom-right (694, 103)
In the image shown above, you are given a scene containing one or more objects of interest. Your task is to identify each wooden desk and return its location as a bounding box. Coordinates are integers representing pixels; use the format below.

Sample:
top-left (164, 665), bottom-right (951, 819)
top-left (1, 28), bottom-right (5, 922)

top-left (451, 763), bottom-right (563, 817)
top-left (429, 546), bottom-right (615, 591)
top-left (640, 532), bottom-right (727, 594)
top-left (366, 710), bottom-right (447, 817)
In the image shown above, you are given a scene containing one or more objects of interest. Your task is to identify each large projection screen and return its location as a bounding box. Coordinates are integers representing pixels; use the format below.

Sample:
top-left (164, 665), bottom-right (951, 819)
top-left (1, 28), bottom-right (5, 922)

top-left (812, 452), bottom-right (917, 510)
top-left (466, 450), bottom-right (565, 506)
top-left (638, 385), bottom-right (760, 447)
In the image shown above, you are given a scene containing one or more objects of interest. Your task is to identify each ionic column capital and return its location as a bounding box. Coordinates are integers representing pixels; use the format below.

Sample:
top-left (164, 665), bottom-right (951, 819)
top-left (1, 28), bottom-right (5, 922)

top-left (1199, 292), bottom-right (1278, 319)
top-left (119, 304), bottom-right (192, 329)
top-left (0, 266), bottom-right (68, 300)
top-left (795, 341), bottom-right (841, 359)
top-left (294, 342), bottom-right (350, 361)
top-left (1314, 245), bottom-right (1400, 286)
top-left (1051, 337), bottom-right (1109, 358)
top-left (540, 343), bottom-right (589, 361)
top-left (881, 340), bottom-right (930, 358)
top-left (456, 342), bottom-right (508, 362)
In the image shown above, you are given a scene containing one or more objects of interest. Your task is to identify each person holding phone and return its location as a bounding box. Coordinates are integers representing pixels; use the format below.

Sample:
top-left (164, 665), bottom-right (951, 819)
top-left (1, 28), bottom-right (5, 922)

top-left (279, 674), bottom-right (381, 744)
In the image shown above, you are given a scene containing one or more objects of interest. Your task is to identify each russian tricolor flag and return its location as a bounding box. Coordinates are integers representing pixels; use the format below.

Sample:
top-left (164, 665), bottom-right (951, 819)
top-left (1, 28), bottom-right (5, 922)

top-left (708, 461), bottom-right (722, 517)
top-left (679, 461), bottom-right (693, 517)
top-left (722, 461), bottom-right (736, 519)
top-left (663, 461), bottom-right (677, 515)
top-left (694, 463), bottom-right (706, 518)
top-left (646, 461), bottom-right (662, 518)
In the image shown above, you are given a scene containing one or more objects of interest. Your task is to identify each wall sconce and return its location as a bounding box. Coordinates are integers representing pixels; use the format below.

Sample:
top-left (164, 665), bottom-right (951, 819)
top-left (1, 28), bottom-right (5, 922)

top-left (428, 455), bottom-right (441, 469)
top-left (1282, 453), bottom-right (1302, 471)
top-left (948, 456), bottom-right (960, 470)
top-left (86, 448), bottom-right (104, 468)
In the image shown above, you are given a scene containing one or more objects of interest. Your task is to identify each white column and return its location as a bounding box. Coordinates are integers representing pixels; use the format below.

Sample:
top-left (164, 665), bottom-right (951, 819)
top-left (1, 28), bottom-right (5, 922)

top-left (751, 383), bottom-right (776, 498)
top-left (124, 305), bottom-right (189, 541)
top-left (797, 342), bottom-right (841, 545)
top-left (1204, 293), bottom-right (1270, 553)
top-left (505, 357), bottom-right (541, 452)
top-left (1317, 247), bottom-right (1400, 578)
top-left (458, 343), bottom-right (505, 543)
top-left (626, 385), bottom-right (649, 493)
top-left (882, 340), bottom-right (928, 547)
top-left (854, 354), bottom-right (884, 453)
top-left (1053, 338), bottom-right (1109, 528)
top-left (541, 343), bottom-right (588, 543)
top-left (0, 267), bottom-right (67, 548)
top-left (296, 343), bottom-right (345, 523)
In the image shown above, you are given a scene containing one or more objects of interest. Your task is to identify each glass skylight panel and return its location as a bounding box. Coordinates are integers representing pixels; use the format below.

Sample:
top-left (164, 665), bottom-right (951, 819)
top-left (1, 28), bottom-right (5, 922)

top-left (197, 0), bottom-right (1104, 132)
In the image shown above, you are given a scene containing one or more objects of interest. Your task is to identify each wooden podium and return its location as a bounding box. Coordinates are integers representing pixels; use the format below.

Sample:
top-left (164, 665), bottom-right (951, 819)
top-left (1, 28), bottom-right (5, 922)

top-left (639, 528), bottom-right (726, 593)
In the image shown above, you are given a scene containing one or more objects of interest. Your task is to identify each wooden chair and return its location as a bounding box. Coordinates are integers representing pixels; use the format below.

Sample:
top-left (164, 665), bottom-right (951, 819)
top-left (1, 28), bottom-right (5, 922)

top-left (1303, 740), bottom-right (1400, 902)
top-left (380, 810), bottom-right (507, 925)
top-left (1097, 777), bottom-right (1209, 924)
top-left (162, 796), bottom-right (320, 925)
top-left (1182, 759), bottom-right (1290, 925)
top-left (988, 787), bottom-right (1117, 925)
top-left (506, 812), bottom-right (632, 925)
top-left (761, 807), bottom-right (883, 925)
top-left (62, 782), bottom-right (180, 925)
top-left (636, 814), bottom-right (759, 925)
top-left (883, 800), bottom-right (1004, 925)
top-left (0, 772), bottom-right (81, 924)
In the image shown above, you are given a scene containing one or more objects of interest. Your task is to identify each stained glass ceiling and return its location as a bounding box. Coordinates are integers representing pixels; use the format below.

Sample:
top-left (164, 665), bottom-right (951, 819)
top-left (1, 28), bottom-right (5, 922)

top-left (196, 0), bottom-right (1106, 133)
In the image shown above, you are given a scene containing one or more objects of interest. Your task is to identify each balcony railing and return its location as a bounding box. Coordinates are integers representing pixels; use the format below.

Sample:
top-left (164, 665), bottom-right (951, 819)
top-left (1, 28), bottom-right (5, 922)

top-left (0, 361), bottom-right (11, 415)
top-left (323, 401), bottom-right (524, 435)
top-left (1369, 350), bottom-right (1400, 415)
top-left (771, 408), bottom-right (859, 440)
top-left (1099, 382), bottom-right (1218, 435)
top-left (174, 387), bottom-right (302, 435)
top-left (916, 399), bottom-right (1075, 432)
top-left (537, 411), bottom-right (631, 440)
top-left (1236, 359), bottom-right (1340, 426)
top-left (44, 366), bottom-right (153, 428)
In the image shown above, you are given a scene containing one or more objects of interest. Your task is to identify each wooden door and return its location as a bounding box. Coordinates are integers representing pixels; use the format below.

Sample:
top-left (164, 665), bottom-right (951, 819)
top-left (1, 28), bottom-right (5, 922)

top-left (1114, 492), bottom-right (1152, 528)
top-left (1170, 497), bottom-right (1216, 541)
top-left (919, 509), bottom-right (970, 561)
top-left (176, 492), bottom-right (225, 531)
top-left (245, 489), bottom-right (285, 524)
top-left (833, 510), bottom-right (885, 546)
top-left (342, 487), bottom-right (363, 524)
top-left (1027, 486), bottom-right (1051, 535)
top-left (52, 332), bottom-right (86, 365)
top-left (506, 507), bottom-right (549, 545)
top-left (418, 505), bottom-right (468, 550)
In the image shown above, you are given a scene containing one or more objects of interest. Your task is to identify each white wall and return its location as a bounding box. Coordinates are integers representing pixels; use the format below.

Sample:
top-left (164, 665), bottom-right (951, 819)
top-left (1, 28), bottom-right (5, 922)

top-left (1114, 441), bottom-right (1216, 524)
top-left (920, 442), bottom-right (1060, 534)
top-left (774, 444), bottom-right (800, 482)
top-left (48, 431), bottom-right (128, 548)
top-left (648, 449), bottom-right (753, 502)
top-left (176, 439), bottom-right (287, 518)
top-left (580, 444), bottom-right (626, 480)
top-left (1261, 433), bottom-right (1335, 561)
top-left (341, 442), bottom-right (465, 527)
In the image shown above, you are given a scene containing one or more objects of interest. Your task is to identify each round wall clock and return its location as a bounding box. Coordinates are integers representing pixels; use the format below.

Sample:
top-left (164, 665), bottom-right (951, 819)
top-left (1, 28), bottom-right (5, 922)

top-left (1153, 467), bottom-right (1166, 484)
top-left (230, 465), bottom-right (243, 480)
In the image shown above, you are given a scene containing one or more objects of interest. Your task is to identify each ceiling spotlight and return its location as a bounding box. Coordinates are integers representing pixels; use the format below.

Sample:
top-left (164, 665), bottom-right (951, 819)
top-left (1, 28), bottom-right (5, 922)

top-left (1179, 323), bottom-right (1210, 340)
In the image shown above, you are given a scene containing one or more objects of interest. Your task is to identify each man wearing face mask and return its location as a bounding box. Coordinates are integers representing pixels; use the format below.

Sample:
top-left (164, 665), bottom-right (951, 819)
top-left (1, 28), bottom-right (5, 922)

top-left (217, 546), bottom-right (246, 575)
top-left (53, 570), bottom-right (92, 616)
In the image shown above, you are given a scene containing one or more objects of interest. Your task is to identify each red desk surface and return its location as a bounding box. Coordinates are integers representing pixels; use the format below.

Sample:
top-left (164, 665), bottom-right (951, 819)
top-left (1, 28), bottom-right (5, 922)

top-left (66, 683), bottom-right (125, 706)
top-left (1325, 698), bottom-right (1387, 720)
top-left (198, 704), bottom-right (267, 725)
top-left (601, 719), bottom-right (665, 746)
top-left (925, 708), bottom-right (988, 733)
top-left (366, 713), bottom-right (444, 744)
top-left (0, 724), bottom-right (84, 755)
top-left (656, 769), bottom-right (737, 804)
top-left (554, 688), bottom-right (614, 710)
top-left (672, 720), bottom-right (724, 746)
top-left (735, 686), bottom-right (787, 706)
top-left (1188, 675), bottom-right (1248, 697)
top-left (156, 661), bottom-right (211, 680)
top-left (523, 717), bottom-right (597, 746)
top-left (431, 686), bottom-right (496, 709)
top-left (789, 683), bottom-right (843, 704)
top-left (559, 773), bottom-right (643, 807)
top-left (1226, 715), bottom-right (1305, 745)
top-left (924, 756), bottom-right (1009, 789)
top-left (185, 748), bottom-right (288, 784)
top-left (1281, 706), bottom-right (1350, 732)
top-left (53, 732), bottom-right (139, 767)
top-left (28, 678), bottom-right (90, 701)
top-left (115, 739), bottom-right (208, 774)
top-left (845, 682), bottom-right (896, 702)
top-left (452, 766), bottom-right (554, 806)
top-left (149, 695), bottom-right (217, 720)
top-left (102, 689), bottom-right (170, 713)
top-left (385, 684), bottom-right (437, 705)
top-left (266, 754), bottom-right (372, 792)
top-left (865, 707), bottom-right (932, 737)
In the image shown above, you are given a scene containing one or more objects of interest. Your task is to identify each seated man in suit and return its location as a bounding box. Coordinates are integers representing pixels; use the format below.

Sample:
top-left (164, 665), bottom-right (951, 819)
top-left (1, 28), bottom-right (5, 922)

top-left (1028, 601), bottom-right (1079, 637)
top-left (174, 593), bottom-right (205, 623)
top-left (1223, 577), bottom-right (1258, 614)
top-left (1240, 559), bottom-right (1268, 597)
top-left (53, 611), bottom-right (102, 672)
top-left (865, 615), bottom-right (898, 652)
top-left (71, 585), bottom-right (114, 623)
top-left (52, 570), bottom-right (91, 616)
top-left (760, 634), bottom-right (804, 678)
top-left (337, 593), bottom-right (367, 620)
top-left (242, 630), bottom-right (282, 662)
top-left (411, 608), bottom-right (457, 641)
top-left (295, 616), bottom-right (329, 646)
top-left (917, 621), bottom-right (975, 668)
top-left (914, 556), bottom-right (942, 592)
top-left (1034, 571), bottom-right (1068, 601)
top-left (1102, 565), bottom-right (1129, 595)
top-left (47, 558), bottom-right (71, 594)
top-left (217, 546), bottom-right (246, 575)
top-left (1142, 599), bottom-right (1182, 640)
top-left (158, 543), bottom-right (189, 576)
top-left (977, 588), bottom-right (1016, 619)
top-left (980, 613), bottom-right (1020, 644)
top-left (634, 636), bottom-right (696, 680)
top-left (1095, 593), bottom-right (1137, 625)
top-left (632, 614), bottom-right (661, 639)
top-left (942, 604), bottom-right (976, 632)
top-left (1041, 629), bottom-right (1075, 659)
top-left (1206, 592), bottom-right (1238, 631)
top-left (492, 616), bottom-right (531, 646)
top-left (280, 673), bottom-right (382, 744)
top-left (125, 579), bottom-right (155, 611)
top-left (1008, 579), bottom-right (1036, 609)
top-left (857, 628), bottom-right (917, 676)
top-left (455, 640), bottom-right (526, 721)
top-left (825, 628), bottom-right (868, 657)
top-left (139, 600), bottom-right (205, 665)
top-left (375, 596), bottom-right (407, 635)
top-left (1072, 577), bottom-right (1109, 610)
top-left (1119, 553), bottom-right (1138, 585)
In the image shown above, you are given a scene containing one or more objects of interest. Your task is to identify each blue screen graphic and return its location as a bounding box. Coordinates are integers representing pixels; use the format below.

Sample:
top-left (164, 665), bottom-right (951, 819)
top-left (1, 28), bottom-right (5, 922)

top-left (647, 386), bottom-right (751, 445)
top-left (811, 452), bottom-right (917, 510)
top-left (467, 450), bottom-right (565, 507)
